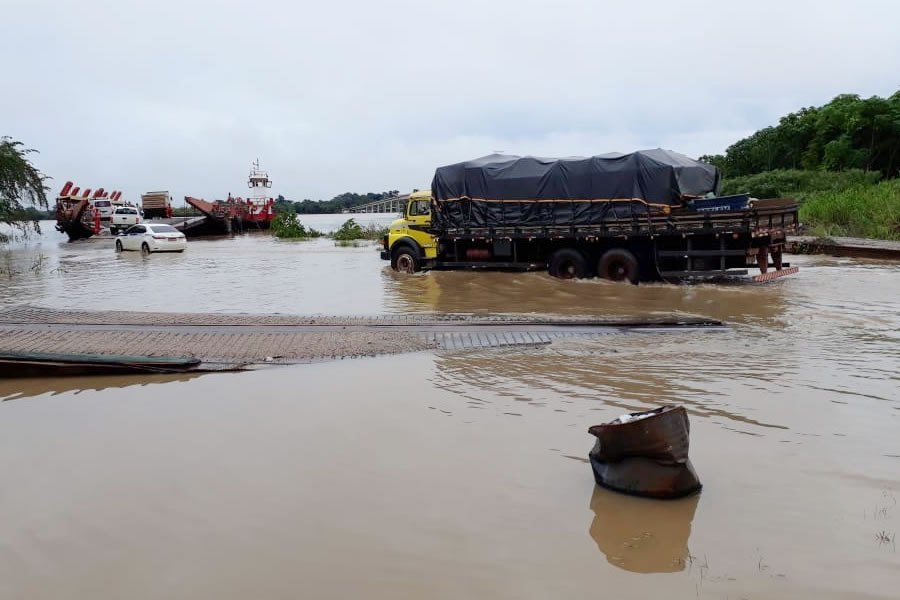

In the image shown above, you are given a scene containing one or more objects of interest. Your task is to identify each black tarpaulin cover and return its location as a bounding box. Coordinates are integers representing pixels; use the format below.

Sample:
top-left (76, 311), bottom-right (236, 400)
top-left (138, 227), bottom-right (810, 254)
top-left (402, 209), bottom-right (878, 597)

top-left (430, 149), bottom-right (720, 229)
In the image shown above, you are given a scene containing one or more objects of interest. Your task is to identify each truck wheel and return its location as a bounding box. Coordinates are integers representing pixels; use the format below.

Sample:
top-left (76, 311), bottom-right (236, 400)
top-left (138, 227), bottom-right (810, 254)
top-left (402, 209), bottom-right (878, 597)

top-left (598, 249), bottom-right (639, 284)
top-left (548, 248), bottom-right (588, 279)
top-left (391, 247), bottom-right (419, 273)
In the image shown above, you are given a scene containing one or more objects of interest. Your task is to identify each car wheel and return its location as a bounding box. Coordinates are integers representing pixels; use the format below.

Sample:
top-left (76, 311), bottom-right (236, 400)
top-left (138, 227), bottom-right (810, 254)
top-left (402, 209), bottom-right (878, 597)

top-left (115, 240), bottom-right (123, 253)
top-left (597, 248), bottom-right (639, 284)
top-left (548, 248), bottom-right (589, 279)
top-left (141, 242), bottom-right (151, 256)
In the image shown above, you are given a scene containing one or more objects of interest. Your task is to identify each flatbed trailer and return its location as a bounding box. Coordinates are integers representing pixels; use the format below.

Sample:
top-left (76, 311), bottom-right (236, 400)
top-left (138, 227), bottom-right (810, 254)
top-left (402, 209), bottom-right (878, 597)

top-left (437, 198), bottom-right (797, 279)
top-left (383, 194), bottom-right (799, 283)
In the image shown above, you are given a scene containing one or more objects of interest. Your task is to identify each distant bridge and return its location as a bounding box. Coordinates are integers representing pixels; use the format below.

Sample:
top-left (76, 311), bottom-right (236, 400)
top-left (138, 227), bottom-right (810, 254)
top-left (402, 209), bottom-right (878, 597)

top-left (344, 193), bottom-right (409, 214)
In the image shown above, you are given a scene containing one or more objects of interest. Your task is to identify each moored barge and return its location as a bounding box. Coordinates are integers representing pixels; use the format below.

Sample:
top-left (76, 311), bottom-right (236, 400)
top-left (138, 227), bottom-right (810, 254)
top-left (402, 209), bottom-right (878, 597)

top-left (185, 160), bottom-right (276, 234)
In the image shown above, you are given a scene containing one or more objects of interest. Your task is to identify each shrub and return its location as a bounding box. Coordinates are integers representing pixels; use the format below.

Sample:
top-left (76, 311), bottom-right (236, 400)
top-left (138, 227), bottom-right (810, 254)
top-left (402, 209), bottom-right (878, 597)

top-left (332, 219), bottom-right (388, 242)
top-left (332, 218), bottom-right (364, 241)
top-left (720, 169), bottom-right (881, 201)
top-left (272, 209), bottom-right (322, 239)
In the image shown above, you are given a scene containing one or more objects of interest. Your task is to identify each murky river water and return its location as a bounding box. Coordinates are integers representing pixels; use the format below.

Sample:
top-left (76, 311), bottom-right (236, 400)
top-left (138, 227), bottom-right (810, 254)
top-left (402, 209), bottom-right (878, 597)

top-left (1, 220), bottom-right (899, 598)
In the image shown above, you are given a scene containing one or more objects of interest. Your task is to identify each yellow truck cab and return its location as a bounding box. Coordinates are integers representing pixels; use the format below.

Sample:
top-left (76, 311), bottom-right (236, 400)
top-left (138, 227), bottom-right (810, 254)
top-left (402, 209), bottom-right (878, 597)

top-left (380, 190), bottom-right (438, 273)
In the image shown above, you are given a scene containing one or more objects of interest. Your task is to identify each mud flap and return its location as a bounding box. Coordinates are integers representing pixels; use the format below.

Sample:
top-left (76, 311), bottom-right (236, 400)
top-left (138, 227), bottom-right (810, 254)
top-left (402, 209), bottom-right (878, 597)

top-left (751, 265), bottom-right (799, 282)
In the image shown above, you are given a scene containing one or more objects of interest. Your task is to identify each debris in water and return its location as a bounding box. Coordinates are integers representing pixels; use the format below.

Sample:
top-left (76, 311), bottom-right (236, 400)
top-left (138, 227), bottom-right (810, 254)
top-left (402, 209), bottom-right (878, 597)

top-left (587, 405), bottom-right (702, 499)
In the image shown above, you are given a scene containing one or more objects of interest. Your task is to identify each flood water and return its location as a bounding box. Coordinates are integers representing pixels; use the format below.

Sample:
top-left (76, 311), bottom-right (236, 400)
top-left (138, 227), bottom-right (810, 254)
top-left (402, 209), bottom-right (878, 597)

top-left (1, 220), bottom-right (899, 599)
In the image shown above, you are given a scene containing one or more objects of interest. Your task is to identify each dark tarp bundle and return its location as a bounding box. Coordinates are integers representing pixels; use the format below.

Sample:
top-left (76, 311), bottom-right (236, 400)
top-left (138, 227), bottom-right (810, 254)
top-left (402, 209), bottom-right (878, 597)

top-left (430, 149), bottom-right (720, 229)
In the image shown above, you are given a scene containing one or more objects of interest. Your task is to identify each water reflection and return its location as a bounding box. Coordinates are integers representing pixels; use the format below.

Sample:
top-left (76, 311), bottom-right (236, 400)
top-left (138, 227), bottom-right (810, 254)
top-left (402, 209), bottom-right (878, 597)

top-left (382, 268), bottom-right (789, 327)
top-left (0, 372), bottom-right (207, 402)
top-left (588, 485), bottom-right (699, 573)
top-left (431, 341), bottom-right (792, 432)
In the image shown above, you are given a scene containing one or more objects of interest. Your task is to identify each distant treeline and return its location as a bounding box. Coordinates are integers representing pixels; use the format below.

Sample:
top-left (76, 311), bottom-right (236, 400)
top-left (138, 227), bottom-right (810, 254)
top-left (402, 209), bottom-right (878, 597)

top-left (10, 206), bottom-right (53, 220)
top-left (701, 91), bottom-right (900, 178)
top-left (273, 191), bottom-right (400, 214)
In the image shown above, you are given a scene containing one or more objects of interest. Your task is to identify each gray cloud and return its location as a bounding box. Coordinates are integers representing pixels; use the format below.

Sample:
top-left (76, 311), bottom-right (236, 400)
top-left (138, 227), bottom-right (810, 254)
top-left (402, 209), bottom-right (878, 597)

top-left (4, 0), bottom-right (899, 202)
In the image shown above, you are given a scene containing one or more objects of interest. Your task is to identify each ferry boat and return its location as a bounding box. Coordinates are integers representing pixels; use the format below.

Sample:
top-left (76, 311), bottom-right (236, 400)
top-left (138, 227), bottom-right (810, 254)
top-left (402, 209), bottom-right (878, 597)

top-left (185, 160), bottom-right (276, 233)
top-left (55, 182), bottom-right (123, 241)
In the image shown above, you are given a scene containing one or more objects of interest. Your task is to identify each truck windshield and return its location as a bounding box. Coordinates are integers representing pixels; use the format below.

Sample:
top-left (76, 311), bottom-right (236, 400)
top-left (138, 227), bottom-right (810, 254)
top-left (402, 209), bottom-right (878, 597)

top-left (408, 200), bottom-right (430, 217)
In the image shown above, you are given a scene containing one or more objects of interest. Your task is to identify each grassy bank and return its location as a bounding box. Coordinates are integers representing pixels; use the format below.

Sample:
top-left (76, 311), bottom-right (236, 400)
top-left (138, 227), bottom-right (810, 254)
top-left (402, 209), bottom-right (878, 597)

top-left (719, 169), bottom-right (882, 201)
top-left (800, 179), bottom-right (900, 240)
top-left (720, 169), bottom-right (899, 240)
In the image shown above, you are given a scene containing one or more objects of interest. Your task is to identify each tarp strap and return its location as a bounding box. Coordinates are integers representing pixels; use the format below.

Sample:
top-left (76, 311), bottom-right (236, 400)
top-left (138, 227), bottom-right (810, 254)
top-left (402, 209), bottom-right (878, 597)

top-left (438, 196), bottom-right (672, 210)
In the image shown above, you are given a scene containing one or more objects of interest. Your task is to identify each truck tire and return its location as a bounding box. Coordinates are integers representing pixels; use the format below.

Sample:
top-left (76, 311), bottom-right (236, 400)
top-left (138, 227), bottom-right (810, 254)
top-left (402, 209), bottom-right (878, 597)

top-left (597, 249), bottom-right (639, 284)
top-left (391, 246), bottom-right (419, 273)
top-left (548, 248), bottom-right (588, 279)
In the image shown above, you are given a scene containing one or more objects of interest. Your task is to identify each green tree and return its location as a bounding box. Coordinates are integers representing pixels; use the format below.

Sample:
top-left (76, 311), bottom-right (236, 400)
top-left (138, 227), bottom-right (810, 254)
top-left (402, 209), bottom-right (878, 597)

top-left (713, 91), bottom-right (900, 179)
top-left (1, 137), bottom-right (50, 241)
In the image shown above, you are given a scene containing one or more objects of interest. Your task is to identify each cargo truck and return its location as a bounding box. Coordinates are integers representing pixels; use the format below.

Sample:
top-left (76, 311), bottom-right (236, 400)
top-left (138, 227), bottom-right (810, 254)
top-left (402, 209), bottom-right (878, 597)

top-left (141, 191), bottom-right (173, 219)
top-left (381, 150), bottom-right (799, 283)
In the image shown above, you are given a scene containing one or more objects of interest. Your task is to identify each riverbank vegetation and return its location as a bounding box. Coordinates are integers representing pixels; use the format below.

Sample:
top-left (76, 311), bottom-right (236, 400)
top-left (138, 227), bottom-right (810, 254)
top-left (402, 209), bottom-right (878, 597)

top-left (702, 92), bottom-right (899, 178)
top-left (719, 169), bottom-right (882, 200)
top-left (801, 179), bottom-right (900, 239)
top-left (1, 137), bottom-right (49, 242)
top-left (716, 168), bottom-right (900, 239)
top-left (717, 168), bottom-right (900, 239)
top-left (271, 209), bottom-right (324, 239)
top-left (332, 218), bottom-right (388, 242)
top-left (273, 215), bottom-right (388, 244)
top-left (708, 91), bottom-right (900, 240)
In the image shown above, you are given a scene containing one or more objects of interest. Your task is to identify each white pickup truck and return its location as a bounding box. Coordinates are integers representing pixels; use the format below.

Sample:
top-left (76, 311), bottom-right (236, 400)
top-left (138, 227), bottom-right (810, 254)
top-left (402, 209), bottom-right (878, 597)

top-left (109, 206), bottom-right (142, 234)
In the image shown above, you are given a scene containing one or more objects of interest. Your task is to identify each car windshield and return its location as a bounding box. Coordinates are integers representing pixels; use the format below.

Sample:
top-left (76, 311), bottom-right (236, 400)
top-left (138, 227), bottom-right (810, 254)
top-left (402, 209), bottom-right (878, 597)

top-left (94, 200), bottom-right (111, 207)
top-left (116, 207), bottom-right (137, 214)
top-left (149, 225), bottom-right (178, 233)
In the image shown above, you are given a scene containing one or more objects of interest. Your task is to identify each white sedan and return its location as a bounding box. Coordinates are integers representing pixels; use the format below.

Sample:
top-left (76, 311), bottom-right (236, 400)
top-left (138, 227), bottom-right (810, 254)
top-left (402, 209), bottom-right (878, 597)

top-left (115, 224), bottom-right (187, 254)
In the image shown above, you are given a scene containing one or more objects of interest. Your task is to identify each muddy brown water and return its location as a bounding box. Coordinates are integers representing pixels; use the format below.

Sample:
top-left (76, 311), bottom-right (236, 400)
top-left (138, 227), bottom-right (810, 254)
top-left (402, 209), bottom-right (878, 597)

top-left (1, 221), bottom-right (899, 599)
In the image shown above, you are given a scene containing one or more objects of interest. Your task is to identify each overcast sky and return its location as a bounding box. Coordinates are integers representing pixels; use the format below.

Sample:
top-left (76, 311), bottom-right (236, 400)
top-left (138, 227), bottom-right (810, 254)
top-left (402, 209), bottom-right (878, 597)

top-left (4, 0), bottom-right (899, 203)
